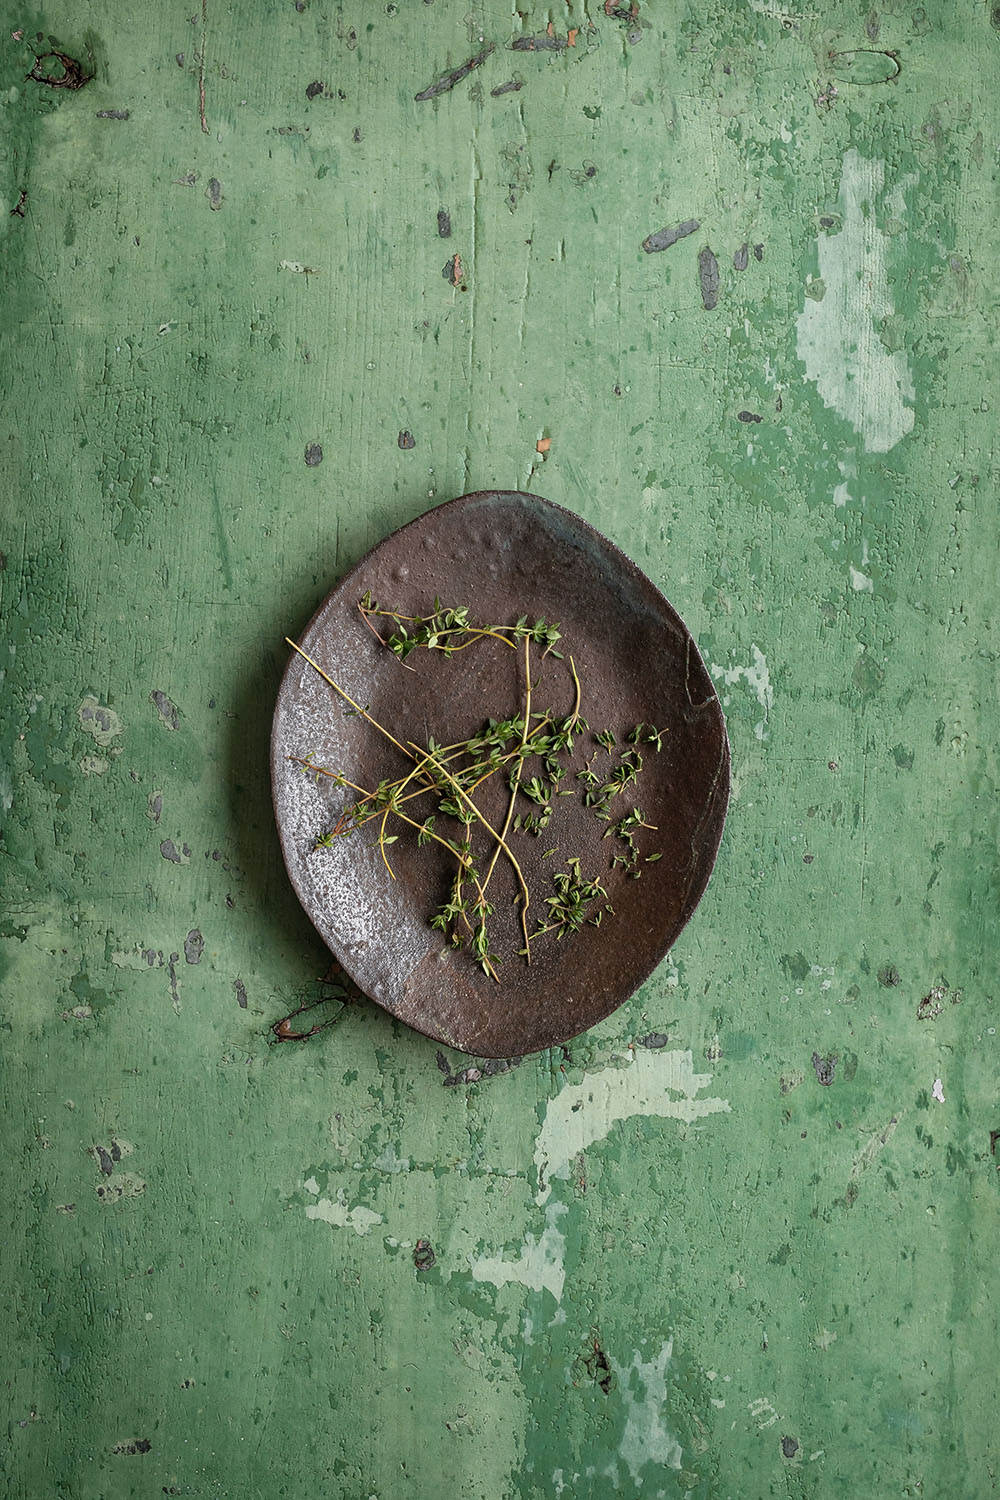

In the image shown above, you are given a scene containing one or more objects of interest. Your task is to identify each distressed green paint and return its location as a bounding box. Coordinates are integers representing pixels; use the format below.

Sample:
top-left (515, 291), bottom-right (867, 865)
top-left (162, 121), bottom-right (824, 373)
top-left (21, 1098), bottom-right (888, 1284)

top-left (2, 2), bottom-right (997, 1497)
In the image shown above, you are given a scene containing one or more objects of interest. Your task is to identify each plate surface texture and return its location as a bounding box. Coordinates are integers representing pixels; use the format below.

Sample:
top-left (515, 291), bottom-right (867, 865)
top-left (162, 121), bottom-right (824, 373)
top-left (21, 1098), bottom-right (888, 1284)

top-left (271, 491), bottom-right (729, 1056)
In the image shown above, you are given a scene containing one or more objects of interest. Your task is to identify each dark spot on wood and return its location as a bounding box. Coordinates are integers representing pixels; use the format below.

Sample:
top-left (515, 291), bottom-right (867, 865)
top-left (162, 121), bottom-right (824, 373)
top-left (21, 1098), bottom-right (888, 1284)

top-left (584, 1338), bottom-right (614, 1394)
top-left (917, 985), bottom-right (945, 1020)
top-left (176, 52), bottom-right (185, 66)
top-left (96, 1146), bottom-right (114, 1175)
top-left (781, 1435), bottom-right (799, 1458)
top-left (512, 33), bottom-right (566, 50)
top-left (207, 178), bottom-right (222, 210)
top-left (491, 78), bottom-right (523, 96)
top-left (437, 207), bottom-right (452, 238)
top-left (112, 1438), bottom-right (152, 1456)
top-left (811, 1051), bottom-right (838, 1086)
top-left (698, 246), bottom-right (720, 309)
top-left (877, 963), bottom-right (900, 987)
top-left (802, 853), bottom-right (814, 863)
top-left (435, 1049), bottom-right (451, 1075)
top-left (352, 126), bottom-right (361, 142)
top-left (753, 242), bottom-right (764, 261)
top-left (733, 242), bottom-right (749, 270)
top-left (993, 5), bottom-right (1000, 27)
top-left (111, 1140), bottom-right (121, 1161)
top-left (444, 1066), bottom-right (482, 1085)
top-left (442, 1054), bottom-right (521, 1086)
top-left (398, 430), bottom-right (415, 449)
top-left (442, 254), bottom-right (462, 285)
top-left (234, 979), bottom-right (248, 1009)
top-left (305, 79), bottom-right (324, 99)
top-left (415, 43), bottom-right (495, 100)
top-left (150, 690), bottom-right (180, 730)
top-left (96, 109), bottom-right (129, 119)
top-left (737, 410), bottom-right (762, 423)
top-left (819, 216), bottom-right (835, 228)
top-left (159, 839), bottom-right (182, 863)
top-left (637, 1031), bottom-right (670, 1048)
top-left (641, 218), bottom-right (699, 254)
top-left (480, 1056), bottom-right (522, 1077)
top-left (990, 1129), bottom-right (1000, 1156)
top-left (413, 1239), bottom-right (436, 1270)
top-left (184, 929), bottom-right (204, 965)
top-left (304, 442), bottom-right (323, 466)
top-left (27, 51), bottom-right (92, 89)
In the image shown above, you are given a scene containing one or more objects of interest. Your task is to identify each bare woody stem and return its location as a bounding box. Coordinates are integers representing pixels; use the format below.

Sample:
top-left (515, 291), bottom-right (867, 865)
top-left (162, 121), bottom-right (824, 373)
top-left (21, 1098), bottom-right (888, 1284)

top-left (406, 740), bottom-right (532, 938)
top-left (481, 633), bottom-right (533, 954)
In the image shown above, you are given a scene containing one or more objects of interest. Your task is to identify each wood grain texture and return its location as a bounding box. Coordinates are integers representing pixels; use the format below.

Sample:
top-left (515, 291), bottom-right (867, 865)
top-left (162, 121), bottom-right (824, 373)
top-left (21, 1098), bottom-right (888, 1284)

top-left (2, 3), bottom-right (997, 1496)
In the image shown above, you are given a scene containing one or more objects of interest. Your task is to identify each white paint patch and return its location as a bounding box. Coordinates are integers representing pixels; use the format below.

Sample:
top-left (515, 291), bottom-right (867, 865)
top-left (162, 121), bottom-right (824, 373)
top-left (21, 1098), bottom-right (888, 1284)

top-left (535, 1049), bottom-right (730, 1204)
top-left (749, 1396), bottom-right (779, 1430)
top-left (849, 566), bottom-right (874, 592)
top-left (932, 1077), bottom-right (946, 1104)
top-left (613, 1340), bottom-right (683, 1482)
top-left (709, 647), bottom-right (773, 741)
top-left (796, 149), bottom-right (915, 453)
top-left (371, 1144), bottom-right (412, 1175)
top-left (471, 1200), bottom-right (568, 1301)
top-left (304, 1186), bottom-right (383, 1235)
top-left (745, 0), bottom-right (802, 17)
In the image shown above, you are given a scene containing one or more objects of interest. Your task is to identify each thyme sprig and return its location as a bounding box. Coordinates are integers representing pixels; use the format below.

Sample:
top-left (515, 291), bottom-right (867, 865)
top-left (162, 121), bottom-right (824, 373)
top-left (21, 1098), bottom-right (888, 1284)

top-left (288, 599), bottom-right (662, 981)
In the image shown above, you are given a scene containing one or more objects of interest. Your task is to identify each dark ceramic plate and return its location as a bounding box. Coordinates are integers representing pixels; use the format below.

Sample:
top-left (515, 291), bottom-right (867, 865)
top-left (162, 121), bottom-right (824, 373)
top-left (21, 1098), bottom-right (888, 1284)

top-left (271, 491), bottom-right (729, 1058)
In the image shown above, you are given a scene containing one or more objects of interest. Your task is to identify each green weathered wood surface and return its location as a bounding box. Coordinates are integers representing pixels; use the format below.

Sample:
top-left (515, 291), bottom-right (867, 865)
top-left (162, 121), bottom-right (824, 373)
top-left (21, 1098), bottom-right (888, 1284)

top-left (2, 3), bottom-right (998, 1496)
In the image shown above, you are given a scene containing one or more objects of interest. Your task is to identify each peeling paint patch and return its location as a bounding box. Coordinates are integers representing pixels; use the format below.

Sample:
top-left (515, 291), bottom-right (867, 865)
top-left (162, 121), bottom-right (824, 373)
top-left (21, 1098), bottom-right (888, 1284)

top-left (709, 646), bottom-right (773, 740)
top-left (150, 690), bottom-right (180, 730)
top-left (612, 1340), bottom-right (683, 1481)
top-left (535, 1049), bottom-right (730, 1203)
top-left (796, 149), bottom-right (915, 452)
top-left (95, 1171), bottom-right (146, 1203)
top-left (78, 694), bottom-right (123, 746)
top-left (932, 1077), bottom-right (946, 1103)
top-left (304, 1182), bottom-right (382, 1234)
top-left (471, 1199), bottom-right (568, 1300)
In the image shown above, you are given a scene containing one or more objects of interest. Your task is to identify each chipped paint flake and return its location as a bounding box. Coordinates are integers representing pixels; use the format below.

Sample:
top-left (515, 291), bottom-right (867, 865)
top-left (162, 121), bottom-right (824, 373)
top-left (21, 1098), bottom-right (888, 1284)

top-left (304, 1186), bottom-right (383, 1235)
top-left (535, 1049), bottom-right (730, 1204)
top-left (612, 1340), bottom-right (683, 1481)
top-left (932, 1077), bottom-right (945, 1103)
top-left (710, 646), bottom-right (773, 740)
top-left (471, 1200), bottom-right (568, 1301)
top-left (78, 694), bottom-right (124, 746)
top-left (796, 149), bottom-right (915, 453)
